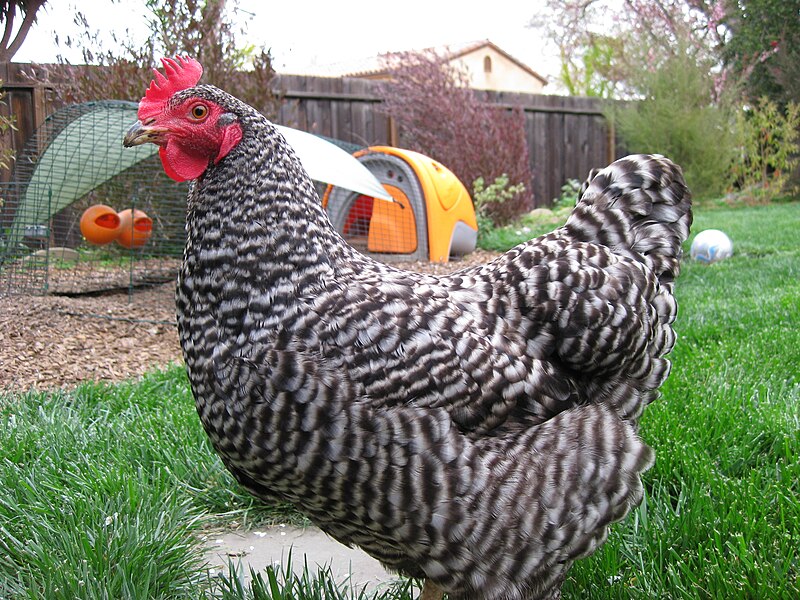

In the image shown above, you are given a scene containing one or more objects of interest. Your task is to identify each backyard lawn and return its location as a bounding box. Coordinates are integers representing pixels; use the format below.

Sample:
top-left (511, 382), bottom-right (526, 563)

top-left (1, 201), bottom-right (798, 599)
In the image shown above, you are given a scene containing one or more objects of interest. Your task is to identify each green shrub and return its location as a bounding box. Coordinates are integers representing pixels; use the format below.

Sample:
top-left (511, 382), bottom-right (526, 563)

top-left (729, 97), bottom-right (800, 202)
top-left (552, 178), bottom-right (581, 211)
top-left (472, 174), bottom-right (526, 241)
top-left (608, 50), bottom-right (737, 199)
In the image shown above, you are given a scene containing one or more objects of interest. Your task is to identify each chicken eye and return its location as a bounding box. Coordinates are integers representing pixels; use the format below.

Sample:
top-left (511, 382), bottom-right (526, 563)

top-left (190, 104), bottom-right (209, 121)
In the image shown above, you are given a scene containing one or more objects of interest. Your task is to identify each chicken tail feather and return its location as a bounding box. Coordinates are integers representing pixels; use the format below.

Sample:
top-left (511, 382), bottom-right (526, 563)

top-left (565, 154), bottom-right (693, 286)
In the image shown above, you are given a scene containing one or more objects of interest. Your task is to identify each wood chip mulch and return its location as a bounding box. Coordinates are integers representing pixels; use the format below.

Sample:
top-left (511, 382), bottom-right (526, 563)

top-left (0, 250), bottom-right (499, 393)
top-left (0, 284), bottom-right (181, 392)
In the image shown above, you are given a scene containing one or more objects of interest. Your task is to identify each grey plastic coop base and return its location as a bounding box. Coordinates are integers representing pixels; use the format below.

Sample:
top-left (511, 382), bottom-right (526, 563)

top-left (449, 220), bottom-right (478, 257)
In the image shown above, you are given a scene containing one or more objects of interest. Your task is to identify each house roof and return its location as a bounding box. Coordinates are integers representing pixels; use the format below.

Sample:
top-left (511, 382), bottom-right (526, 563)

top-left (290, 39), bottom-right (548, 86)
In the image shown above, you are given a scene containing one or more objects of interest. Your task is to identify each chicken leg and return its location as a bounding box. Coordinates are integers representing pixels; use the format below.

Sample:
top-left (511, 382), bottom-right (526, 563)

top-left (420, 579), bottom-right (444, 600)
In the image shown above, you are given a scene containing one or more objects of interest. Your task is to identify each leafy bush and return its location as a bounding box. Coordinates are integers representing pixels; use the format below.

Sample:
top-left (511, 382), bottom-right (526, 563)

top-left (472, 174), bottom-right (526, 241)
top-left (378, 51), bottom-right (534, 225)
top-left (474, 175), bottom-right (579, 252)
top-left (552, 178), bottom-right (581, 211)
top-left (608, 48), bottom-right (738, 199)
top-left (729, 97), bottom-right (800, 202)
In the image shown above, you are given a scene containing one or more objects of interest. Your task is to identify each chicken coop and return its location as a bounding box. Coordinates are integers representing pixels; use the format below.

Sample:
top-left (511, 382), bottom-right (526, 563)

top-left (0, 101), bottom-right (477, 296)
top-left (323, 147), bottom-right (478, 263)
top-left (0, 100), bottom-right (188, 295)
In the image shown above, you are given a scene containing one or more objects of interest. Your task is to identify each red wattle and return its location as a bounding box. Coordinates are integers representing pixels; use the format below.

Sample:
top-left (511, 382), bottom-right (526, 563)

top-left (159, 146), bottom-right (186, 182)
top-left (160, 142), bottom-right (209, 182)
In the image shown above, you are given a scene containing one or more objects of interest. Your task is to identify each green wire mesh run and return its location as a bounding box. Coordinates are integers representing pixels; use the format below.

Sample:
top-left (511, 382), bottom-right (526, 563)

top-left (0, 101), bottom-right (189, 295)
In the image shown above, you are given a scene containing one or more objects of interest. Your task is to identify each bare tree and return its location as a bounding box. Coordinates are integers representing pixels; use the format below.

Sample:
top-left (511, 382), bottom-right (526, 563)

top-left (29, 0), bottom-right (279, 118)
top-left (0, 0), bottom-right (47, 62)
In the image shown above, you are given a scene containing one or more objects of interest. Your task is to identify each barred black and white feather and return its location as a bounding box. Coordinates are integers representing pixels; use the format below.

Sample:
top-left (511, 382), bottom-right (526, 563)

top-left (170, 84), bottom-right (691, 600)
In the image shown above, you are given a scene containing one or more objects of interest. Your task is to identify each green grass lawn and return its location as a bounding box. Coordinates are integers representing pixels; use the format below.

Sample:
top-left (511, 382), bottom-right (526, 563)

top-left (1, 202), bottom-right (798, 599)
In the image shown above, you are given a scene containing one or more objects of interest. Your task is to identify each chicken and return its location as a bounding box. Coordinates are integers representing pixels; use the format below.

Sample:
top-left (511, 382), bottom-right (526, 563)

top-left (124, 56), bottom-right (692, 600)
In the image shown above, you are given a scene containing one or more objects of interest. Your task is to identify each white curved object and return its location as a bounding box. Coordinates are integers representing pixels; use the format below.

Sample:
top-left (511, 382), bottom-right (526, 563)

top-left (276, 125), bottom-right (392, 201)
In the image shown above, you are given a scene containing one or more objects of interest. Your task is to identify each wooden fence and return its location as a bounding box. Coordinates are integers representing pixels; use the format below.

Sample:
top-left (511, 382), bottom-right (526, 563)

top-left (273, 75), bottom-right (619, 205)
top-left (0, 63), bottom-right (58, 185)
top-left (1, 63), bottom-right (619, 206)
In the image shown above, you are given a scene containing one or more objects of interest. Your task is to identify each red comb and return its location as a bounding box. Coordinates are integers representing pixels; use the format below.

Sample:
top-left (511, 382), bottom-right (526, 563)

top-left (138, 56), bottom-right (203, 120)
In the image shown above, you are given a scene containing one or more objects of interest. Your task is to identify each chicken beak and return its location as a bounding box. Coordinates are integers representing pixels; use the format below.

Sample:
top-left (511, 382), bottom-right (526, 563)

top-left (123, 120), bottom-right (167, 147)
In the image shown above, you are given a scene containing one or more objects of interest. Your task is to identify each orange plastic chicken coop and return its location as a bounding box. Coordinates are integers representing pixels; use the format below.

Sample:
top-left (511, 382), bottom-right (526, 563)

top-left (323, 147), bottom-right (478, 263)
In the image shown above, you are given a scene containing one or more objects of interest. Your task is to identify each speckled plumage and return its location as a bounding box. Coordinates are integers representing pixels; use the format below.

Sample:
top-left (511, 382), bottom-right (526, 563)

top-left (163, 84), bottom-right (691, 600)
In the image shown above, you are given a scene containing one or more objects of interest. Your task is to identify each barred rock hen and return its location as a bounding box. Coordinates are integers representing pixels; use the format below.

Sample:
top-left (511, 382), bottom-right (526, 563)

top-left (124, 56), bottom-right (691, 600)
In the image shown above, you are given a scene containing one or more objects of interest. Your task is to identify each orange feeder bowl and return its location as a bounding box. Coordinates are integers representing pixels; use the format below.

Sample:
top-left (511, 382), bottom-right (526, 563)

top-left (80, 204), bottom-right (122, 245)
top-left (117, 208), bottom-right (153, 248)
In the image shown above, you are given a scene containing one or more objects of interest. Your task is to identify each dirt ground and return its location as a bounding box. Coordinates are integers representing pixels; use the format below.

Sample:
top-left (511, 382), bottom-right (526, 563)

top-left (0, 283), bottom-right (182, 391)
top-left (0, 250), bottom-right (499, 392)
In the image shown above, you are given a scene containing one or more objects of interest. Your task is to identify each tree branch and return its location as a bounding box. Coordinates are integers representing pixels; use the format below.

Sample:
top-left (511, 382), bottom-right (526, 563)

top-left (4, 0), bottom-right (46, 61)
top-left (0, 7), bottom-right (15, 57)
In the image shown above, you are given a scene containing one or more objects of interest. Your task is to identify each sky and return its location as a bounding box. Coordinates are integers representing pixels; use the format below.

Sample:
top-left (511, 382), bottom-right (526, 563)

top-left (13, 0), bottom-right (561, 84)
